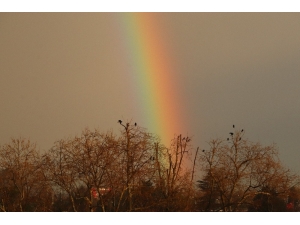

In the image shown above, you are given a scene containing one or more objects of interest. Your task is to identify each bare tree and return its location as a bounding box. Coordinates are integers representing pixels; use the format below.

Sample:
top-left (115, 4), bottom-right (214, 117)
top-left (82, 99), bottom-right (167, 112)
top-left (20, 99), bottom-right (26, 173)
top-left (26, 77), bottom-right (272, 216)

top-left (43, 128), bottom-right (122, 212)
top-left (143, 134), bottom-right (197, 211)
top-left (0, 138), bottom-right (52, 211)
top-left (197, 128), bottom-right (298, 212)
top-left (115, 121), bottom-right (159, 211)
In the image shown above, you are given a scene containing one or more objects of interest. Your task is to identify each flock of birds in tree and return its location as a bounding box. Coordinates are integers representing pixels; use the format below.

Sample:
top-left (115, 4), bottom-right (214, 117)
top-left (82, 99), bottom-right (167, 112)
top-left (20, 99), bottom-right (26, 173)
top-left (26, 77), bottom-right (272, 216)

top-left (228, 124), bottom-right (243, 141)
top-left (118, 120), bottom-right (156, 161)
top-left (118, 120), bottom-right (137, 130)
top-left (117, 121), bottom-right (245, 156)
top-left (203, 125), bottom-right (244, 153)
top-left (118, 120), bottom-right (193, 143)
top-left (118, 120), bottom-right (137, 127)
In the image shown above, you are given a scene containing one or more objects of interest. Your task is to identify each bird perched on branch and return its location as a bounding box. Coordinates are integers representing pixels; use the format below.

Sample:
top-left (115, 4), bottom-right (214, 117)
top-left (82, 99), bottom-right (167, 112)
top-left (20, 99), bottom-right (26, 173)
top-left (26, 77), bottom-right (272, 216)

top-left (134, 122), bottom-right (137, 126)
top-left (118, 120), bottom-right (122, 124)
top-left (233, 125), bottom-right (235, 128)
top-left (229, 132), bottom-right (233, 135)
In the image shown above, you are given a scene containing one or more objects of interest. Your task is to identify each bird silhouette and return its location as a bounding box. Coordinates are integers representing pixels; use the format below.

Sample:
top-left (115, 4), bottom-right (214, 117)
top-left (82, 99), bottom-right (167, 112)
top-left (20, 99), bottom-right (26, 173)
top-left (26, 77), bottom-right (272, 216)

top-left (118, 120), bottom-right (122, 124)
top-left (230, 132), bottom-right (233, 135)
top-left (202, 150), bottom-right (205, 152)
top-left (233, 125), bottom-right (235, 128)
top-left (227, 138), bottom-right (229, 141)
top-left (241, 129), bottom-right (243, 132)
top-left (239, 137), bottom-right (241, 141)
top-left (134, 122), bottom-right (137, 126)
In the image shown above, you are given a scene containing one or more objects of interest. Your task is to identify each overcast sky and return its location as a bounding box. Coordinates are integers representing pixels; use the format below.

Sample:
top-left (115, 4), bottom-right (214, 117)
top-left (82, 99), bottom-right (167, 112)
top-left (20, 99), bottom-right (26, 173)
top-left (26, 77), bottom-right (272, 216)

top-left (1, 13), bottom-right (300, 173)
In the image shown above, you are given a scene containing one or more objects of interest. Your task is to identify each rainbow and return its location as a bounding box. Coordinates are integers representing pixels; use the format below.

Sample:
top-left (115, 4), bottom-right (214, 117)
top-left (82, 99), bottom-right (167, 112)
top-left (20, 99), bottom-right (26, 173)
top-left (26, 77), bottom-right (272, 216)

top-left (116, 13), bottom-right (188, 144)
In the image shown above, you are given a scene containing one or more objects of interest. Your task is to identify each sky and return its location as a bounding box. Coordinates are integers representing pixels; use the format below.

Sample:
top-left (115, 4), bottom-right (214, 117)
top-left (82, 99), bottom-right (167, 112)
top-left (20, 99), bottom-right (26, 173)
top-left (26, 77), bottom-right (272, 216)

top-left (1, 12), bottom-right (300, 174)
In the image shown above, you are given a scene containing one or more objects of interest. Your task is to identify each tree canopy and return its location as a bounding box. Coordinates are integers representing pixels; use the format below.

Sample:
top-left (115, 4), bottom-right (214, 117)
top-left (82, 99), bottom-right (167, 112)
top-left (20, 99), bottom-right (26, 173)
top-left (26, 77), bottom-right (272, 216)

top-left (0, 123), bottom-right (298, 212)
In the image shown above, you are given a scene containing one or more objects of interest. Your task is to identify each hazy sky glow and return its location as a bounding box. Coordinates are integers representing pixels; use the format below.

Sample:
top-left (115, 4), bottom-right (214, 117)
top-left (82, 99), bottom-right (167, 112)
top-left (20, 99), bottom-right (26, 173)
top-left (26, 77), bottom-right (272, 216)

top-left (1, 13), bottom-right (300, 173)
